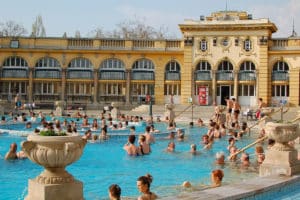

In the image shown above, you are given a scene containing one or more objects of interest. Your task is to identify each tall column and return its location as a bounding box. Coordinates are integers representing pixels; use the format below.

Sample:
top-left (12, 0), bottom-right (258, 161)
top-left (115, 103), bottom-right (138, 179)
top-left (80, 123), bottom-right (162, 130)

top-left (258, 45), bottom-right (270, 105)
top-left (61, 68), bottom-right (66, 102)
top-left (125, 69), bottom-right (131, 105)
top-left (233, 70), bottom-right (239, 100)
top-left (28, 67), bottom-right (33, 102)
top-left (93, 69), bottom-right (98, 104)
top-left (256, 70), bottom-right (259, 98)
top-left (289, 68), bottom-right (299, 106)
top-left (212, 70), bottom-right (217, 104)
top-left (181, 38), bottom-right (193, 105)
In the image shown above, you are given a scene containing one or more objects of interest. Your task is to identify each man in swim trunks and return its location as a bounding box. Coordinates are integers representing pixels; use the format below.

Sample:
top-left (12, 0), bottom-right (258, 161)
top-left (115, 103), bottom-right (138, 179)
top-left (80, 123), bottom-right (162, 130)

top-left (225, 97), bottom-right (233, 126)
top-left (232, 98), bottom-right (241, 123)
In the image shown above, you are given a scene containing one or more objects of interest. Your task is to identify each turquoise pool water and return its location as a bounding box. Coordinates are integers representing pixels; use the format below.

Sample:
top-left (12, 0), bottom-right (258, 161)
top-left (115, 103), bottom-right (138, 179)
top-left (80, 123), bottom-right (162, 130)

top-left (0, 119), bottom-right (258, 200)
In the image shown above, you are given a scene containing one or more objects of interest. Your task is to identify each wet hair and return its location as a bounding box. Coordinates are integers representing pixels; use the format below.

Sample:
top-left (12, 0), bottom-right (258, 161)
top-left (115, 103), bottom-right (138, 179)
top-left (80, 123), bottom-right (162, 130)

top-left (242, 153), bottom-right (250, 161)
top-left (128, 135), bottom-right (136, 144)
top-left (191, 144), bottom-right (196, 151)
top-left (256, 146), bottom-right (264, 154)
top-left (212, 169), bottom-right (224, 181)
top-left (145, 126), bottom-right (151, 132)
top-left (139, 134), bottom-right (146, 142)
top-left (268, 139), bottom-right (275, 146)
top-left (228, 137), bottom-right (235, 144)
top-left (130, 126), bottom-right (135, 131)
top-left (137, 173), bottom-right (153, 188)
top-left (259, 98), bottom-right (263, 101)
top-left (109, 184), bottom-right (121, 199)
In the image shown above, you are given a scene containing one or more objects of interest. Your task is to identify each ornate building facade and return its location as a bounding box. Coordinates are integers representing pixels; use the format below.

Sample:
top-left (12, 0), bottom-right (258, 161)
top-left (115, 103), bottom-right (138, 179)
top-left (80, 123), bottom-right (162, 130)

top-left (0, 11), bottom-right (299, 107)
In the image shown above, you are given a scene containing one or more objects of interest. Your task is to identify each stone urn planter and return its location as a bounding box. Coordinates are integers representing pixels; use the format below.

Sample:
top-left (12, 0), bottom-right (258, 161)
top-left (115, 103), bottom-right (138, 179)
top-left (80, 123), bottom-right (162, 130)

top-left (260, 122), bottom-right (300, 176)
top-left (22, 135), bottom-right (87, 200)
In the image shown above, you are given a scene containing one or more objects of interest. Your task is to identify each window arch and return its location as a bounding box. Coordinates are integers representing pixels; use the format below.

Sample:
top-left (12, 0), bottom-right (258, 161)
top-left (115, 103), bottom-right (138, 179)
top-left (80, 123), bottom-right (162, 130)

top-left (272, 61), bottom-right (289, 81)
top-left (196, 61), bottom-right (211, 71)
top-left (194, 61), bottom-right (211, 81)
top-left (2, 56), bottom-right (28, 78)
top-left (273, 61), bottom-right (289, 71)
top-left (131, 58), bottom-right (155, 80)
top-left (3, 56), bottom-right (28, 67)
top-left (68, 57), bottom-right (92, 68)
top-left (239, 61), bottom-right (256, 81)
top-left (35, 57), bottom-right (61, 68)
top-left (67, 57), bottom-right (93, 79)
top-left (99, 58), bottom-right (125, 80)
top-left (240, 61), bottom-right (255, 71)
top-left (218, 60), bottom-right (233, 71)
top-left (100, 58), bottom-right (125, 70)
top-left (34, 57), bottom-right (61, 79)
top-left (217, 60), bottom-right (233, 81)
top-left (165, 60), bottom-right (180, 80)
top-left (132, 58), bottom-right (154, 70)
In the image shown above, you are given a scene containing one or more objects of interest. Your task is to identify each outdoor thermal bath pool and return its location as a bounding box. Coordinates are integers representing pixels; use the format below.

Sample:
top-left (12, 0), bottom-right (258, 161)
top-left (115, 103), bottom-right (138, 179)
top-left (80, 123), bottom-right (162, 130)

top-left (0, 119), bottom-right (259, 200)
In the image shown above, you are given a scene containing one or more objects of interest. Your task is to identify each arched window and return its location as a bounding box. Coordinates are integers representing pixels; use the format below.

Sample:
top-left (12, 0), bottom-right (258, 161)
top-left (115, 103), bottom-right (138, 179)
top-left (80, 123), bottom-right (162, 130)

top-left (132, 58), bottom-right (155, 80)
top-left (67, 57), bottom-right (93, 79)
top-left (35, 57), bottom-right (61, 68)
top-left (99, 58), bottom-right (125, 80)
top-left (68, 57), bottom-right (92, 68)
top-left (239, 61), bottom-right (256, 81)
top-left (272, 61), bottom-right (289, 81)
top-left (2, 56), bottom-right (28, 78)
top-left (35, 57), bottom-right (61, 78)
top-left (217, 60), bottom-right (233, 81)
top-left (195, 61), bottom-right (211, 81)
top-left (165, 60), bottom-right (180, 80)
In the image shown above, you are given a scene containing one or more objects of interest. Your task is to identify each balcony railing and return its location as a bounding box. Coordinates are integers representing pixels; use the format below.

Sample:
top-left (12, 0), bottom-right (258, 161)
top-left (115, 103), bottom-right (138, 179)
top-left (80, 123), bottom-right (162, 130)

top-left (1, 67), bottom-right (28, 78)
top-left (238, 71), bottom-right (256, 81)
top-left (216, 71), bottom-right (233, 81)
top-left (67, 70), bottom-right (93, 79)
top-left (34, 69), bottom-right (61, 79)
top-left (194, 71), bottom-right (211, 81)
top-left (272, 71), bottom-right (289, 81)
top-left (99, 71), bottom-right (125, 80)
top-left (165, 72), bottom-right (180, 80)
top-left (131, 71), bottom-right (154, 80)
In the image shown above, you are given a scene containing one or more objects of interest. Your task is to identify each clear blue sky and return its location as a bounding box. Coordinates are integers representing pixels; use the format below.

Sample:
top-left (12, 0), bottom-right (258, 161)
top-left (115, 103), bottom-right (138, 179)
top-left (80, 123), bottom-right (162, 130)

top-left (0, 0), bottom-right (298, 38)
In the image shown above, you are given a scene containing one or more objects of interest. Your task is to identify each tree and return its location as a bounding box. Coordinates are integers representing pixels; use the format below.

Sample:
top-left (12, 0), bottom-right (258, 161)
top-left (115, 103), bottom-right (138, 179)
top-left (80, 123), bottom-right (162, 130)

top-left (0, 20), bottom-right (27, 37)
top-left (115, 17), bottom-right (168, 39)
top-left (31, 15), bottom-right (46, 37)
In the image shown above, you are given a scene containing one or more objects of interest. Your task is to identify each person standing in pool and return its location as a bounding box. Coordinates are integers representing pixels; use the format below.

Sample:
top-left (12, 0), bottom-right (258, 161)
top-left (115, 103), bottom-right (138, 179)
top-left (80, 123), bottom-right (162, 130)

top-left (232, 98), bottom-right (241, 123)
top-left (211, 169), bottom-right (224, 187)
top-left (123, 135), bottom-right (141, 156)
top-left (225, 96), bottom-right (233, 126)
top-left (5, 142), bottom-right (26, 160)
top-left (144, 126), bottom-right (155, 144)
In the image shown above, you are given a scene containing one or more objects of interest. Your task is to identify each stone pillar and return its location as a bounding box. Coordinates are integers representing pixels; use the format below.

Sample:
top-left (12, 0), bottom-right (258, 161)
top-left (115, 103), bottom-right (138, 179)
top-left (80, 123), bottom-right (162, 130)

top-left (289, 68), bottom-right (299, 106)
top-left (93, 69), bottom-right (98, 104)
top-left (257, 45), bottom-right (270, 105)
top-left (181, 39), bottom-right (193, 105)
top-left (233, 70), bottom-right (238, 100)
top-left (125, 69), bottom-right (131, 105)
top-left (61, 68), bottom-right (67, 101)
top-left (28, 67), bottom-right (34, 102)
top-left (260, 122), bottom-right (300, 177)
top-left (212, 70), bottom-right (217, 104)
top-left (255, 70), bottom-right (259, 99)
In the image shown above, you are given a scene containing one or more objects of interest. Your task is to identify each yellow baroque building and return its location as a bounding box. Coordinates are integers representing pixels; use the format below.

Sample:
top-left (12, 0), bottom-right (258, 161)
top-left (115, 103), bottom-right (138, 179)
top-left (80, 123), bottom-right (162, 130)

top-left (0, 11), bottom-right (299, 108)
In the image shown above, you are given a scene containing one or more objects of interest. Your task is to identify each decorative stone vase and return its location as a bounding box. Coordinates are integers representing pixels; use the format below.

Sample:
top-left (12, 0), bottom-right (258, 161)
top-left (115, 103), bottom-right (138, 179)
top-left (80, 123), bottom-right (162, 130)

top-left (260, 122), bottom-right (300, 177)
top-left (22, 135), bottom-right (87, 200)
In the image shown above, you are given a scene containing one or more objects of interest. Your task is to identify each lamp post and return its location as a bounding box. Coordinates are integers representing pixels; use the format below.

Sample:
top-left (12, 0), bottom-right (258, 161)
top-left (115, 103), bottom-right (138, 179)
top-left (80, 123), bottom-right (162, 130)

top-left (188, 97), bottom-right (194, 126)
